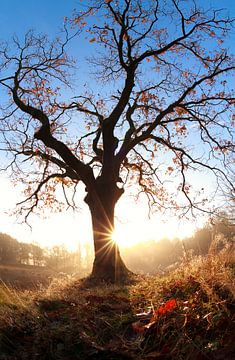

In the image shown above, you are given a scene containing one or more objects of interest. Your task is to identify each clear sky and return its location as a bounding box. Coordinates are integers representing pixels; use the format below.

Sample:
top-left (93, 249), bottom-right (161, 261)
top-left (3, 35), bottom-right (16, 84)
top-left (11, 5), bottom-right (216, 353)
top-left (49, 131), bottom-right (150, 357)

top-left (1, 0), bottom-right (234, 34)
top-left (0, 0), bottom-right (234, 250)
top-left (1, 1), bottom-right (77, 37)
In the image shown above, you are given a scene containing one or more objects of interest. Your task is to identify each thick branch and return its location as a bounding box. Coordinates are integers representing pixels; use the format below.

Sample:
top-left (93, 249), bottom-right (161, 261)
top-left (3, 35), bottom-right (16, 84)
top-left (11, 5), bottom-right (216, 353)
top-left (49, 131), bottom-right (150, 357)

top-left (12, 73), bottom-right (95, 188)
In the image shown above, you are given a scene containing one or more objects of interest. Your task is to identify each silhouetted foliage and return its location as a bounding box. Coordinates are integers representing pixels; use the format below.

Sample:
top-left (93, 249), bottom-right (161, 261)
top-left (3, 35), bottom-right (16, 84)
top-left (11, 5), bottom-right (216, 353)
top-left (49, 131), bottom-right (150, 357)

top-left (0, 233), bottom-right (19, 264)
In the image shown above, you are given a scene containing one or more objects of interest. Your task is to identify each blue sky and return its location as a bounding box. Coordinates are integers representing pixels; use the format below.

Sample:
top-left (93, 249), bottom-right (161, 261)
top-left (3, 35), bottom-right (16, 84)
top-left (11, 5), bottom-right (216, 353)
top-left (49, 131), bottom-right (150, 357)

top-left (0, 1), bottom-right (90, 75)
top-left (1, 1), bottom-right (234, 29)
top-left (0, 0), bottom-right (234, 81)
top-left (1, 1), bottom-right (234, 47)
top-left (0, 1), bottom-right (76, 37)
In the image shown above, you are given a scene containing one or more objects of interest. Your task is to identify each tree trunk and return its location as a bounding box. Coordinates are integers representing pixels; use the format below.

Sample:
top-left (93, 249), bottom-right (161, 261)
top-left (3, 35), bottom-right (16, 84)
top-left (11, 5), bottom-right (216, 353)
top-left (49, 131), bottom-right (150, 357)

top-left (85, 180), bottom-right (129, 283)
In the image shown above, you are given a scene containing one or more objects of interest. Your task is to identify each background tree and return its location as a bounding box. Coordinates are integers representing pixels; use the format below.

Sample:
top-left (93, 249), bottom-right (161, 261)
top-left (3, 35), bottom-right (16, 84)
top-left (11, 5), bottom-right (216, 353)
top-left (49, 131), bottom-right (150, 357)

top-left (18, 242), bottom-right (31, 265)
top-left (30, 243), bottom-right (44, 266)
top-left (0, 0), bottom-right (234, 282)
top-left (185, 226), bottom-right (212, 256)
top-left (45, 245), bottom-right (70, 270)
top-left (0, 233), bottom-right (19, 264)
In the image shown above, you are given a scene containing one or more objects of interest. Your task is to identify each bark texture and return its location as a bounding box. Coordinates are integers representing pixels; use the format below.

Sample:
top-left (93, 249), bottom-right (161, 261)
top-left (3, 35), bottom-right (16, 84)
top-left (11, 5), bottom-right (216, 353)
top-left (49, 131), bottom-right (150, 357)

top-left (85, 178), bottom-right (129, 283)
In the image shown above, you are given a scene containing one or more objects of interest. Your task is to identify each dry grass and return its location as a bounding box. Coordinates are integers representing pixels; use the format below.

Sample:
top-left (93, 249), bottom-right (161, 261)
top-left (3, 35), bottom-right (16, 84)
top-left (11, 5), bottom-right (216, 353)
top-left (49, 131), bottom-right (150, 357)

top-left (0, 245), bottom-right (234, 359)
top-left (0, 264), bottom-right (57, 290)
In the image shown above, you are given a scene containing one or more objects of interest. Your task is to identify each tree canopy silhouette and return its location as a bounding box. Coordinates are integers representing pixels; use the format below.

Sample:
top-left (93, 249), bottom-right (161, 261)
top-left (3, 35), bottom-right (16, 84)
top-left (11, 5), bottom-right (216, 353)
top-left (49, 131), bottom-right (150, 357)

top-left (0, 0), bottom-right (234, 282)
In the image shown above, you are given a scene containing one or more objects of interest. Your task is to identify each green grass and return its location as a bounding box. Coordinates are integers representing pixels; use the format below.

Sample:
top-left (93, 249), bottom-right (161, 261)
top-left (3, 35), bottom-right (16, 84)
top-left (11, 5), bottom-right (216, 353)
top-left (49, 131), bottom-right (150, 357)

top-left (0, 247), bottom-right (234, 359)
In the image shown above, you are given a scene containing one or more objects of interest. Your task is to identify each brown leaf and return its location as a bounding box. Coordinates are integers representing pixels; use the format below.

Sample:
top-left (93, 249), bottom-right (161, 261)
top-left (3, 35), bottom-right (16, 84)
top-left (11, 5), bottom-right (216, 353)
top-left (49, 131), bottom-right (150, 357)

top-left (132, 320), bottom-right (146, 333)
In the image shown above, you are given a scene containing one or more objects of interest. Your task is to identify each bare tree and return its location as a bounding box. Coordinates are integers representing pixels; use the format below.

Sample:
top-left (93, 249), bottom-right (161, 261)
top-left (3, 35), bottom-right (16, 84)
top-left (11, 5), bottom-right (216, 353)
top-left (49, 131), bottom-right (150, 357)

top-left (0, 0), bottom-right (234, 282)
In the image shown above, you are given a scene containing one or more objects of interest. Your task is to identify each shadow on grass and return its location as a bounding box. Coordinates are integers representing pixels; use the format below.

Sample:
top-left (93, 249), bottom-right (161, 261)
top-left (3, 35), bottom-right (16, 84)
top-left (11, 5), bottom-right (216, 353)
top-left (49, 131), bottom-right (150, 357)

top-left (0, 275), bottom-right (139, 360)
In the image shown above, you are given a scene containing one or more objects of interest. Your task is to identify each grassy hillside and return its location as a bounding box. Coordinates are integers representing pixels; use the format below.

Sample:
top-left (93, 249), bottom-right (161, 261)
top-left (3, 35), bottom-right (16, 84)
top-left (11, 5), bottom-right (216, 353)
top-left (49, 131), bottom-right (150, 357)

top-left (0, 264), bottom-right (58, 290)
top-left (0, 247), bottom-right (234, 360)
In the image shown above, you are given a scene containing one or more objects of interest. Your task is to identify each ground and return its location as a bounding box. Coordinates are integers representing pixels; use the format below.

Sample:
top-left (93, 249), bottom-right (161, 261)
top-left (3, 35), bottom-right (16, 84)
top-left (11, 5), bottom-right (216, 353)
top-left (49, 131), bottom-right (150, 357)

top-left (0, 264), bottom-right (57, 290)
top-left (0, 250), bottom-right (234, 359)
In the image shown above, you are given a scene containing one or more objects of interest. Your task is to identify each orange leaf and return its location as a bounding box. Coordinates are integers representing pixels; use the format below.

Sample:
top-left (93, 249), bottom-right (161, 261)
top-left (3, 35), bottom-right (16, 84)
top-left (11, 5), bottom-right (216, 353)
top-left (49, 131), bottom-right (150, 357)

top-left (175, 107), bottom-right (187, 115)
top-left (154, 299), bottom-right (177, 317)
